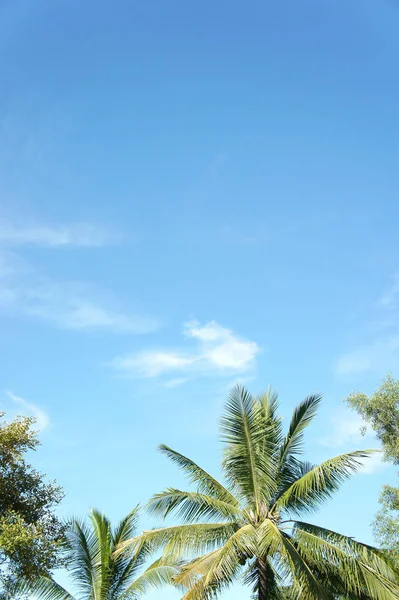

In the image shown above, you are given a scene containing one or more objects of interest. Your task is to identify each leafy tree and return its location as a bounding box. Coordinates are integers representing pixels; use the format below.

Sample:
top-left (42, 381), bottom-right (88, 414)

top-left (0, 413), bottom-right (65, 596)
top-left (347, 374), bottom-right (399, 563)
top-left (122, 386), bottom-right (399, 599)
top-left (22, 508), bottom-right (180, 600)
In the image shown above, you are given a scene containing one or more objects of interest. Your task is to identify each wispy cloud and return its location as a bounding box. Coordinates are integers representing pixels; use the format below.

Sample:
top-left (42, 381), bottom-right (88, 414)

top-left (5, 391), bottom-right (50, 430)
top-left (0, 221), bottom-right (118, 248)
top-left (111, 320), bottom-right (260, 380)
top-left (114, 351), bottom-right (195, 377)
top-left (28, 299), bottom-right (158, 333)
top-left (0, 253), bottom-right (158, 333)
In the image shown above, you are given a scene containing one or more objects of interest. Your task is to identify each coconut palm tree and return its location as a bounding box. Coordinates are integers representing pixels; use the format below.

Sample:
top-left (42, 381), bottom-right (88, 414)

top-left (121, 386), bottom-right (399, 600)
top-left (21, 508), bottom-right (178, 600)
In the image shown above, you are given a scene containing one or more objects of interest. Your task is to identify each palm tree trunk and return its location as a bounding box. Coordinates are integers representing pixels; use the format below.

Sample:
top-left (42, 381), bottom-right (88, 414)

top-left (258, 558), bottom-right (268, 600)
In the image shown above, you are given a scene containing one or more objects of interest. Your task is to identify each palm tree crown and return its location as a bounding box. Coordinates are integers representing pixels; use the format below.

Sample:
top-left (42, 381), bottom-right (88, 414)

top-left (24, 508), bottom-right (178, 600)
top-left (126, 386), bottom-right (399, 600)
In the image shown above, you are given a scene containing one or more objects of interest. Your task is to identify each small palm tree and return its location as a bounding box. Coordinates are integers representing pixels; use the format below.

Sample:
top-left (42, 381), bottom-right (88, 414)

top-left (23, 508), bottom-right (178, 600)
top-left (122, 386), bottom-right (399, 599)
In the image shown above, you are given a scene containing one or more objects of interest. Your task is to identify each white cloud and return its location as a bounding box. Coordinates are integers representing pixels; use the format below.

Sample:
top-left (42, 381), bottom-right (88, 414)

top-left (0, 221), bottom-right (117, 248)
top-left (5, 391), bottom-right (49, 430)
top-left (112, 320), bottom-right (260, 379)
top-left (185, 320), bottom-right (228, 342)
top-left (0, 253), bottom-right (158, 333)
top-left (27, 299), bottom-right (158, 333)
top-left (185, 320), bottom-right (259, 369)
top-left (113, 351), bottom-right (196, 377)
top-left (206, 339), bottom-right (258, 369)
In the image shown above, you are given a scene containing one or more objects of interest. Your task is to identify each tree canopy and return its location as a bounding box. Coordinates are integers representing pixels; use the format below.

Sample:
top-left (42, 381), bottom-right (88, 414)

top-left (0, 413), bottom-right (65, 596)
top-left (347, 374), bottom-right (399, 563)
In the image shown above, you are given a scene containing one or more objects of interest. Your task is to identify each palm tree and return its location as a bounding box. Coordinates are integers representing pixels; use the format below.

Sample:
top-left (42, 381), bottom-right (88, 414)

top-left (22, 508), bottom-right (178, 600)
top-left (121, 386), bottom-right (399, 600)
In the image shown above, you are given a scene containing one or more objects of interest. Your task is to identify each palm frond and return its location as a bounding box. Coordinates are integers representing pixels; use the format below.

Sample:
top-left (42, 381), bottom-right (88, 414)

top-left (90, 509), bottom-right (113, 600)
top-left (174, 549), bottom-right (223, 589)
top-left (292, 521), bottom-right (399, 599)
top-left (119, 557), bottom-right (181, 599)
top-left (221, 385), bottom-right (276, 509)
top-left (109, 541), bottom-right (152, 600)
top-left (148, 488), bottom-right (243, 522)
top-left (279, 531), bottom-right (334, 599)
top-left (201, 524), bottom-right (256, 586)
top-left (180, 575), bottom-right (227, 600)
top-left (67, 518), bottom-right (97, 594)
top-left (179, 526), bottom-right (255, 600)
top-left (108, 512), bottom-right (151, 599)
top-left (112, 506), bottom-right (140, 547)
top-left (273, 459), bottom-right (316, 503)
top-left (256, 388), bottom-right (285, 503)
top-left (256, 517), bottom-right (333, 599)
top-left (273, 450), bottom-right (374, 515)
top-left (279, 394), bottom-right (321, 466)
top-left (13, 577), bottom-right (76, 600)
top-left (159, 445), bottom-right (239, 506)
top-left (257, 387), bottom-right (280, 420)
top-left (264, 519), bottom-right (333, 600)
top-left (177, 526), bottom-right (255, 596)
top-left (117, 522), bottom-right (238, 560)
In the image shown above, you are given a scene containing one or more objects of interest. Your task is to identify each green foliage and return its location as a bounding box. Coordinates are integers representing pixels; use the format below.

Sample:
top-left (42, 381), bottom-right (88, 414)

top-left (347, 374), bottom-right (399, 463)
top-left (373, 486), bottom-right (399, 564)
top-left (122, 386), bottom-right (399, 600)
top-left (19, 508), bottom-right (180, 600)
top-left (0, 413), bottom-right (65, 596)
top-left (347, 374), bottom-right (399, 562)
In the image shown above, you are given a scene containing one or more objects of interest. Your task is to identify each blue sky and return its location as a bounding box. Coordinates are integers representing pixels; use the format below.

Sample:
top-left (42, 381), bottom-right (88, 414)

top-left (1, 0), bottom-right (399, 597)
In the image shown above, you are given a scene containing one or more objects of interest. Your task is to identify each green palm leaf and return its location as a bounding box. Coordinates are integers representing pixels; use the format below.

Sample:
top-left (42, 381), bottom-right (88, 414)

top-left (123, 522), bottom-right (239, 559)
top-left (159, 445), bottom-right (239, 506)
top-left (278, 531), bottom-right (333, 600)
top-left (292, 522), bottom-right (399, 599)
top-left (119, 557), bottom-right (181, 599)
top-left (221, 385), bottom-right (278, 509)
top-left (273, 450), bottom-right (374, 514)
top-left (112, 506), bottom-right (140, 546)
top-left (15, 577), bottom-right (76, 600)
top-left (68, 519), bottom-right (97, 594)
top-left (174, 549), bottom-right (223, 589)
top-left (148, 488), bottom-right (242, 522)
top-left (279, 394), bottom-right (321, 466)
